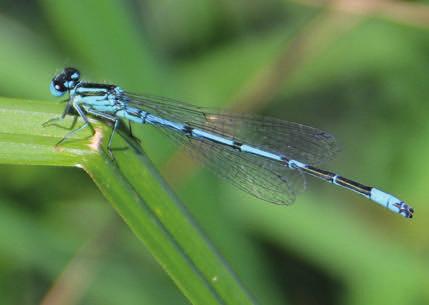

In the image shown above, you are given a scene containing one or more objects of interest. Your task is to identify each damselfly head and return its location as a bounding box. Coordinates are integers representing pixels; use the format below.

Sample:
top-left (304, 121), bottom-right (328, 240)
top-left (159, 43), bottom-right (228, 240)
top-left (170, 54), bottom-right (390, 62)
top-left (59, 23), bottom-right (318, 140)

top-left (50, 67), bottom-right (81, 97)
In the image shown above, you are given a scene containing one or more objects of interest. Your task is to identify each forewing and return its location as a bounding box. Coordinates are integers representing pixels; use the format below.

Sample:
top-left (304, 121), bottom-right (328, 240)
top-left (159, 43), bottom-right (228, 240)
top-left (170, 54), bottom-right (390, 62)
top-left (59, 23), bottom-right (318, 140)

top-left (125, 93), bottom-right (338, 165)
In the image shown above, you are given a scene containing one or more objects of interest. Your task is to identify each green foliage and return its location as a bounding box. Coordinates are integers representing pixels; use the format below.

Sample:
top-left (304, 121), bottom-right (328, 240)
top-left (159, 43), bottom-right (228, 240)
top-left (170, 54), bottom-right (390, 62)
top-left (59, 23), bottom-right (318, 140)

top-left (0, 1), bottom-right (428, 305)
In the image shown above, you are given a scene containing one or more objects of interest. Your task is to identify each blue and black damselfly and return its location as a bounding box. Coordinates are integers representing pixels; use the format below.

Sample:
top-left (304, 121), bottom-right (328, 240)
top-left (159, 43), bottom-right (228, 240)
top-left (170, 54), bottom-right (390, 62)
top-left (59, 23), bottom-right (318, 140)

top-left (46, 67), bottom-right (414, 218)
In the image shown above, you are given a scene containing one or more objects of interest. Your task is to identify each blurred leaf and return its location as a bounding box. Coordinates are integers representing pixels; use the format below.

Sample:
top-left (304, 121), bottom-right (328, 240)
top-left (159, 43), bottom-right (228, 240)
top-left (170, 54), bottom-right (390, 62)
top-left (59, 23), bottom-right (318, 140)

top-left (228, 190), bottom-right (427, 304)
top-left (41, 0), bottom-right (162, 91)
top-left (0, 15), bottom-right (61, 99)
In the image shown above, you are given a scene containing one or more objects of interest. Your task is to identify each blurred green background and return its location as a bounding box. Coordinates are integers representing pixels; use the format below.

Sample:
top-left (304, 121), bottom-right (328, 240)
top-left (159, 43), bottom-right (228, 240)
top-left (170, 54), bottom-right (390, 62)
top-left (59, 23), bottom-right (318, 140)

top-left (0, 0), bottom-right (428, 304)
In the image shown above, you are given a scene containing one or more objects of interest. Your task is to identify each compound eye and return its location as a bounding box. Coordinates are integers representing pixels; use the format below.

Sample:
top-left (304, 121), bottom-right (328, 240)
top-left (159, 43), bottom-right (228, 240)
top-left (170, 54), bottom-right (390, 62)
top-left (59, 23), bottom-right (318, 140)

top-left (64, 67), bottom-right (80, 81)
top-left (50, 67), bottom-right (81, 97)
top-left (50, 80), bottom-right (66, 97)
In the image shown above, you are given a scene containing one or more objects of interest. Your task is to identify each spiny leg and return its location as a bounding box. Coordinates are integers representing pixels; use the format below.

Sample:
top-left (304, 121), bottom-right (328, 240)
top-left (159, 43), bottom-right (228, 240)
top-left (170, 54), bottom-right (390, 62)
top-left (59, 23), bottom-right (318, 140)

top-left (42, 100), bottom-right (73, 127)
top-left (56, 102), bottom-right (94, 146)
top-left (108, 120), bottom-right (120, 158)
top-left (128, 121), bottom-right (141, 144)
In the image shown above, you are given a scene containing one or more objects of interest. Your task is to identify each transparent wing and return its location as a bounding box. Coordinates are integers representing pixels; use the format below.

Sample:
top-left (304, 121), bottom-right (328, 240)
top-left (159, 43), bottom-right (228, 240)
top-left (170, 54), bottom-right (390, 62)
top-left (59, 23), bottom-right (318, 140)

top-left (153, 123), bottom-right (306, 205)
top-left (123, 93), bottom-right (336, 205)
top-left (125, 93), bottom-right (338, 165)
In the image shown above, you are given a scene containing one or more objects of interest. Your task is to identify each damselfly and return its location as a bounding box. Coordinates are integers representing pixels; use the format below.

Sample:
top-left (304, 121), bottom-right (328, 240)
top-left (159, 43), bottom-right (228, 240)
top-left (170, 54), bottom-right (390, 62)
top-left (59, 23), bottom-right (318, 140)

top-left (47, 67), bottom-right (414, 218)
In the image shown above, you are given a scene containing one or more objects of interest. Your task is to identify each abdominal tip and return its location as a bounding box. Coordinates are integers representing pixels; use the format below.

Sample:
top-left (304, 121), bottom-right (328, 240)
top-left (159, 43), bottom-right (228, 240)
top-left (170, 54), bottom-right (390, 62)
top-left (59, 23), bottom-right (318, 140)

top-left (400, 202), bottom-right (414, 219)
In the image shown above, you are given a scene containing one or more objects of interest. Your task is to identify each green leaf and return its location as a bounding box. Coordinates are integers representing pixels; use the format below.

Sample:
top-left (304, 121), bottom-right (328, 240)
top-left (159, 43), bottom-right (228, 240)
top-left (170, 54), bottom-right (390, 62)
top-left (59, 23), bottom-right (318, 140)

top-left (0, 97), bottom-right (257, 305)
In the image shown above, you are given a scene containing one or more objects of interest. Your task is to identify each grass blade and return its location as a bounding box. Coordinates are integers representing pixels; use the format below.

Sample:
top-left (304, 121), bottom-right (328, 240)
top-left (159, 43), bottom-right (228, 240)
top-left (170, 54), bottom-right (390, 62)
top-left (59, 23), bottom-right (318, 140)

top-left (0, 97), bottom-right (257, 305)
